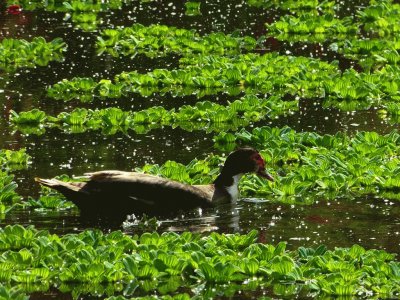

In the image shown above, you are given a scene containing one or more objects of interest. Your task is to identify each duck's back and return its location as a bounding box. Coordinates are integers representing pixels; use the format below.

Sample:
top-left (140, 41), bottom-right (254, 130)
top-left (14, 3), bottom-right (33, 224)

top-left (67, 171), bottom-right (214, 217)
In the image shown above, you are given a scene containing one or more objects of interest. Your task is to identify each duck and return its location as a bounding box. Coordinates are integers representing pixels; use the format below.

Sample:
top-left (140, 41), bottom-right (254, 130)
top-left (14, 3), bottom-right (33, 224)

top-left (35, 148), bottom-right (273, 220)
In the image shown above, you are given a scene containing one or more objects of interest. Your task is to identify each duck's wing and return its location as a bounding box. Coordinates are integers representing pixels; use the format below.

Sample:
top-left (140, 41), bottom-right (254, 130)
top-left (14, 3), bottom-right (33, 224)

top-left (83, 170), bottom-right (211, 200)
top-left (86, 171), bottom-right (214, 198)
top-left (85, 170), bottom-right (166, 183)
top-left (37, 171), bottom-right (213, 217)
top-left (192, 184), bottom-right (215, 198)
top-left (84, 171), bottom-right (214, 214)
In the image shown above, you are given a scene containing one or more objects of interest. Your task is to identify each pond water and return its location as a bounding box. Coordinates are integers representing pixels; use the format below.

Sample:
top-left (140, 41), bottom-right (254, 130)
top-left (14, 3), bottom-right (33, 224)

top-left (2, 0), bottom-right (399, 246)
top-left (1, 0), bottom-right (400, 298)
top-left (6, 195), bottom-right (400, 256)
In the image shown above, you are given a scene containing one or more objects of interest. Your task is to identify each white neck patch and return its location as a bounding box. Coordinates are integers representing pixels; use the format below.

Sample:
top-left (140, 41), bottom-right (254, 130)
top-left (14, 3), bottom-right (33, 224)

top-left (225, 174), bottom-right (243, 203)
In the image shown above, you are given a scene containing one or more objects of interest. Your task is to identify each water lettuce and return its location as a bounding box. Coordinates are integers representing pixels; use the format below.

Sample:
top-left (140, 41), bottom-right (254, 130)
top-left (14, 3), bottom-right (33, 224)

top-left (0, 37), bottom-right (66, 72)
top-left (47, 52), bottom-right (340, 101)
top-left (0, 149), bottom-right (30, 215)
top-left (0, 225), bottom-right (397, 298)
top-left (46, 52), bottom-right (400, 114)
top-left (185, 1), bottom-right (201, 16)
top-left (97, 24), bottom-right (255, 57)
top-left (10, 95), bottom-right (297, 135)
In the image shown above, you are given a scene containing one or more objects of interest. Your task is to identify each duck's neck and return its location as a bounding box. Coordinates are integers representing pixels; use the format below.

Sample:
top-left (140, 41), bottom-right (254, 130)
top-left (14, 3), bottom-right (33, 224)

top-left (213, 172), bottom-right (243, 203)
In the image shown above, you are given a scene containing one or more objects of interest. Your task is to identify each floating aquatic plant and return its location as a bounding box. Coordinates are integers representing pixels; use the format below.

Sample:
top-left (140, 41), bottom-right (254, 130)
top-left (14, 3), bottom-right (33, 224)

top-left (6, 0), bottom-right (137, 31)
top-left (0, 149), bottom-right (30, 170)
top-left (0, 149), bottom-right (29, 214)
top-left (11, 95), bottom-right (297, 135)
top-left (267, 13), bottom-right (357, 35)
top-left (0, 286), bottom-right (28, 300)
top-left (264, 0), bottom-right (400, 43)
top-left (0, 37), bottom-right (66, 72)
top-left (10, 109), bottom-right (47, 125)
top-left (185, 1), bottom-right (201, 16)
top-left (97, 24), bottom-right (256, 58)
top-left (247, 0), bottom-right (335, 15)
top-left (213, 126), bottom-right (400, 202)
top-left (331, 38), bottom-right (400, 71)
top-left (46, 51), bottom-right (400, 121)
top-left (358, 0), bottom-right (400, 36)
top-left (0, 171), bottom-right (21, 214)
top-left (47, 52), bottom-right (340, 101)
top-left (26, 194), bottom-right (75, 211)
top-left (0, 225), bottom-right (397, 298)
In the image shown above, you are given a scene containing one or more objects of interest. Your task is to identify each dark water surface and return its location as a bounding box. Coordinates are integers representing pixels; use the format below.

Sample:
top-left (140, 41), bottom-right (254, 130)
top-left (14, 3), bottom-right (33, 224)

top-left (1, 0), bottom-right (400, 298)
top-left (6, 196), bottom-right (399, 255)
top-left (1, 0), bottom-right (399, 244)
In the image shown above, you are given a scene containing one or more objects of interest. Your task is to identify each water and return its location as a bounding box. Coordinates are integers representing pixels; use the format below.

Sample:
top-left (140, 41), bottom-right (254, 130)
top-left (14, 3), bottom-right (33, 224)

top-left (1, 0), bottom-right (398, 242)
top-left (0, 0), bottom-right (399, 298)
top-left (5, 196), bottom-right (399, 255)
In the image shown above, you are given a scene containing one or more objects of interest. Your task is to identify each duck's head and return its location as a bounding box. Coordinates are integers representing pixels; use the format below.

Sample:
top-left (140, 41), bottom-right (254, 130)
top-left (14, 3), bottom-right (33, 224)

top-left (222, 147), bottom-right (274, 181)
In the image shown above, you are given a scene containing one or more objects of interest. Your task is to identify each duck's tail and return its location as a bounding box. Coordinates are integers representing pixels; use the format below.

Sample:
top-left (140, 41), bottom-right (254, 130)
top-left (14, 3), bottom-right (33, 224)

top-left (35, 177), bottom-right (83, 195)
top-left (35, 177), bottom-right (61, 187)
top-left (35, 177), bottom-right (93, 213)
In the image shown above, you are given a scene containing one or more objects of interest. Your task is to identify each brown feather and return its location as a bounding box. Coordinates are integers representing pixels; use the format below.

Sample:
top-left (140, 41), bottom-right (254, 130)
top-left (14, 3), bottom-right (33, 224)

top-left (35, 148), bottom-right (273, 220)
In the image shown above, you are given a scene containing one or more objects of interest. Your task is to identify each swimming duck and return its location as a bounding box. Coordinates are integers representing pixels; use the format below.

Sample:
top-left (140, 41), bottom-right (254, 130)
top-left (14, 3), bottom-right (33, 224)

top-left (35, 148), bottom-right (273, 219)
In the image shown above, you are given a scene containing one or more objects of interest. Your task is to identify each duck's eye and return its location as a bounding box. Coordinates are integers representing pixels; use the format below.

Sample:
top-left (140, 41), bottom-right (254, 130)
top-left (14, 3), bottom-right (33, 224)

top-left (251, 153), bottom-right (264, 165)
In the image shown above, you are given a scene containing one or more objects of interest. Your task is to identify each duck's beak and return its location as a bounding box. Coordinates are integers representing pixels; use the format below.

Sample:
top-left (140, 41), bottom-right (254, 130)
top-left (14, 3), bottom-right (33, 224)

top-left (257, 168), bottom-right (274, 181)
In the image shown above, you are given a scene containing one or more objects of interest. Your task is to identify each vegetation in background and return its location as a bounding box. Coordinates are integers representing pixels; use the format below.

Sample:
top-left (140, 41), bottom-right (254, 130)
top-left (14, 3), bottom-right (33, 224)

top-left (0, 37), bottom-right (66, 71)
top-left (331, 38), bottom-right (400, 71)
top-left (248, 0), bottom-right (336, 14)
top-left (0, 149), bottom-right (30, 171)
top-left (0, 171), bottom-right (21, 215)
top-left (0, 149), bottom-right (30, 215)
top-left (358, 0), bottom-right (400, 36)
top-left (10, 95), bottom-right (297, 135)
top-left (44, 49), bottom-right (400, 114)
top-left (6, 0), bottom-right (137, 30)
top-left (97, 24), bottom-right (256, 58)
top-left (267, 14), bottom-right (357, 36)
top-left (46, 53), bottom-right (340, 101)
top-left (184, 1), bottom-right (201, 16)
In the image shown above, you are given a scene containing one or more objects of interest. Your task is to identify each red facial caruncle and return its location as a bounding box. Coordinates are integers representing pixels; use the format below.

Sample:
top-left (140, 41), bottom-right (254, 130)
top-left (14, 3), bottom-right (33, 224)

top-left (7, 4), bottom-right (22, 15)
top-left (251, 152), bottom-right (266, 168)
top-left (251, 152), bottom-right (274, 181)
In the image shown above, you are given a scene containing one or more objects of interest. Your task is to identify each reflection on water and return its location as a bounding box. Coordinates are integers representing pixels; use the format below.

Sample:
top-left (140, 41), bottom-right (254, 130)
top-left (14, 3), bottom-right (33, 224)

top-left (126, 196), bottom-right (400, 255)
top-left (4, 195), bottom-right (399, 256)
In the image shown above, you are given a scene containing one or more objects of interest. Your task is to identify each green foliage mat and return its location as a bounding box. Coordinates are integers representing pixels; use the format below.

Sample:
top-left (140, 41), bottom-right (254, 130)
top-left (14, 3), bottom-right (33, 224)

top-left (0, 149), bottom-right (30, 171)
top-left (0, 37), bottom-right (66, 72)
top-left (46, 53), bottom-right (340, 101)
top-left (0, 149), bottom-right (30, 215)
top-left (262, 0), bottom-right (400, 71)
top-left (0, 225), bottom-right (398, 298)
top-left (6, 0), bottom-right (139, 31)
top-left (97, 23), bottom-right (256, 57)
top-left (9, 95), bottom-right (297, 135)
top-left (248, 0), bottom-right (335, 13)
top-left (263, 0), bottom-right (400, 37)
top-left (44, 52), bottom-right (400, 114)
